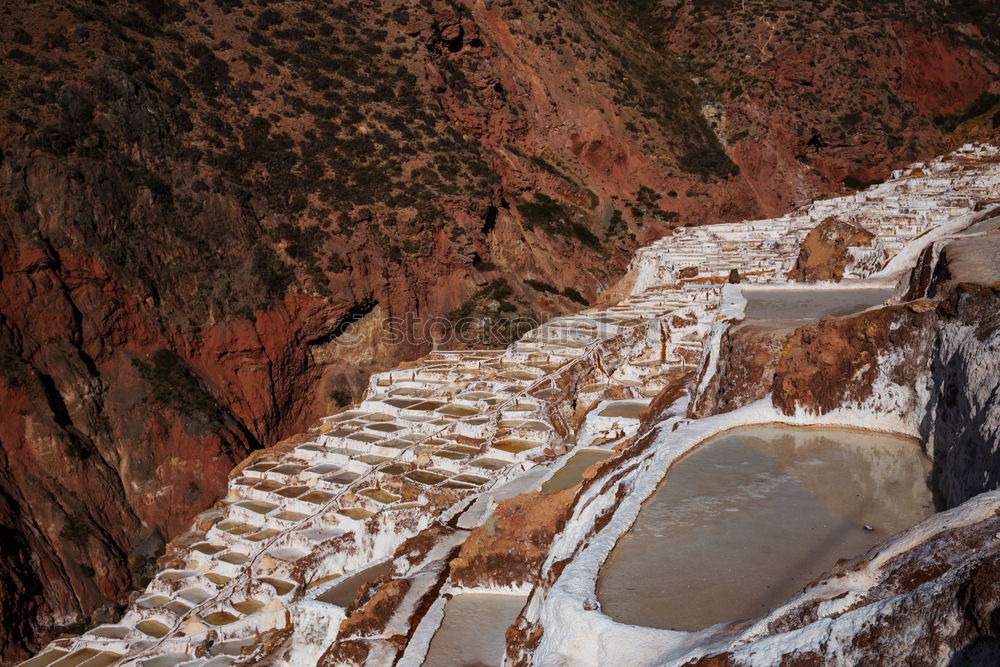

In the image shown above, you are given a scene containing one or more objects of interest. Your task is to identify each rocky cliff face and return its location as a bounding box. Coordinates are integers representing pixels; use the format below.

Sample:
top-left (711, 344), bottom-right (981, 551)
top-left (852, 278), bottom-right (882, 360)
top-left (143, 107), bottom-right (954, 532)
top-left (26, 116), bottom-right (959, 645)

top-left (786, 216), bottom-right (876, 282)
top-left (1, 0), bottom-right (999, 660)
top-left (916, 264), bottom-right (1000, 507)
top-left (449, 487), bottom-right (576, 589)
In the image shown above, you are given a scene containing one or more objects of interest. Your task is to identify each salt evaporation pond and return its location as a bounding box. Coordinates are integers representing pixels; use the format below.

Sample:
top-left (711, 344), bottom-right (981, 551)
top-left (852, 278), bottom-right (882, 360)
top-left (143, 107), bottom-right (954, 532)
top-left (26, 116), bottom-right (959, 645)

top-left (422, 594), bottom-right (526, 666)
top-left (598, 400), bottom-right (649, 419)
top-left (598, 425), bottom-right (934, 631)
top-left (542, 449), bottom-right (612, 492)
top-left (316, 559), bottom-right (394, 607)
top-left (744, 288), bottom-right (893, 320)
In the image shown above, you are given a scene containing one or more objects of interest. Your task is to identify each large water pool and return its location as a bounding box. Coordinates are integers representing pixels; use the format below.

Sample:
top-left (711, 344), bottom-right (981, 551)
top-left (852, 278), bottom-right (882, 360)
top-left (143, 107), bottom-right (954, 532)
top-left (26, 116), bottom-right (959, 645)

top-left (597, 424), bottom-right (934, 630)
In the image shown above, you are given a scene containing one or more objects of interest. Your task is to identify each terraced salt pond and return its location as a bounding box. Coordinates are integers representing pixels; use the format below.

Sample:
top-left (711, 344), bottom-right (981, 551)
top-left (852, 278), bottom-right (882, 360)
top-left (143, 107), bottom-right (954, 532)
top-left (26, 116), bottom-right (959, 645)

top-left (542, 449), bottom-right (612, 491)
top-left (743, 288), bottom-right (893, 320)
top-left (598, 425), bottom-right (934, 631)
top-left (598, 400), bottom-right (649, 419)
top-left (316, 559), bottom-right (394, 607)
top-left (422, 594), bottom-right (527, 666)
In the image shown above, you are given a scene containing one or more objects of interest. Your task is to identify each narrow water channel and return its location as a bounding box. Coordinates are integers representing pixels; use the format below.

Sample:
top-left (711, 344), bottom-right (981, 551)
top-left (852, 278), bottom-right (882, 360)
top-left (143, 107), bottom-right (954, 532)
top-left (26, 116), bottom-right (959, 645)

top-left (597, 425), bottom-right (934, 631)
top-left (422, 594), bottom-right (526, 666)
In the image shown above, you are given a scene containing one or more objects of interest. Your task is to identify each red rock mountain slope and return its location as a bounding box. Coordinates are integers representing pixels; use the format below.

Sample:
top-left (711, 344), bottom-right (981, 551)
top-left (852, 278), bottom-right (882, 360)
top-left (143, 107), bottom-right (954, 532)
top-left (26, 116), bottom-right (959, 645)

top-left (0, 0), bottom-right (997, 660)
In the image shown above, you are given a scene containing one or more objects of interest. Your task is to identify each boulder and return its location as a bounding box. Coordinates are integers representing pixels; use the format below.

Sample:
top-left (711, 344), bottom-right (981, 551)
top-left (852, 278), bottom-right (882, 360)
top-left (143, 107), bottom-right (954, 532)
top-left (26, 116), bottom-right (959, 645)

top-left (787, 216), bottom-right (875, 282)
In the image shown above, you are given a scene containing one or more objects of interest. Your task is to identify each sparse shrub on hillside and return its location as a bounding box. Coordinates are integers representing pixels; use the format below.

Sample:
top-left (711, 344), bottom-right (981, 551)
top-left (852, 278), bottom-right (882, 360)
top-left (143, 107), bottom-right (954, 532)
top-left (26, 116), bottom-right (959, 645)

top-left (329, 385), bottom-right (352, 406)
top-left (63, 437), bottom-right (92, 460)
top-left (525, 278), bottom-right (560, 294)
top-left (131, 349), bottom-right (224, 422)
top-left (636, 185), bottom-right (658, 205)
top-left (518, 193), bottom-right (604, 250)
top-left (254, 8), bottom-right (284, 31)
top-left (934, 91), bottom-right (1000, 132)
top-left (530, 155), bottom-right (569, 180)
top-left (8, 48), bottom-right (37, 66)
top-left (630, 186), bottom-right (679, 224)
top-left (570, 220), bottom-right (602, 248)
top-left (840, 111), bottom-right (863, 129)
top-left (678, 146), bottom-right (739, 181)
top-left (449, 278), bottom-right (517, 321)
top-left (473, 254), bottom-right (498, 271)
top-left (606, 208), bottom-right (627, 239)
top-left (185, 42), bottom-right (231, 95)
top-left (252, 244), bottom-right (295, 299)
top-left (842, 175), bottom-right (885, 190)
top-left (562, 287), bottom-right (589, 305)
top-left (0, 347), bottom-right (27, 389)
top-left (517, 193), bottom-right (570, 231)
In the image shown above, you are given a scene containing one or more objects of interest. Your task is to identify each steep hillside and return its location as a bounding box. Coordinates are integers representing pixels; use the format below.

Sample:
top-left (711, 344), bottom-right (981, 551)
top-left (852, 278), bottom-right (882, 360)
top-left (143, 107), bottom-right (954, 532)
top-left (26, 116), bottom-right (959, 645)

top-left (0, 0), bottom-right (997, 660)
top-left (640, 0), bottom-right (1000, 212)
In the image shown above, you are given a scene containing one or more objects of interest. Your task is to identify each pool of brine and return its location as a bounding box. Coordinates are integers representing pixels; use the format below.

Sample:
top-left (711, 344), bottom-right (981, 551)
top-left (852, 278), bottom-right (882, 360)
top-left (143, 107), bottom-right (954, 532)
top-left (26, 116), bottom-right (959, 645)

top-left (597, 424), bottom-right (934, 631)
top-left (542, 449), bottom-right (612, 492)
top-left (422, 594), bottom-right (527, 666)
top-left (743, 288), bottom-right (893, 320)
